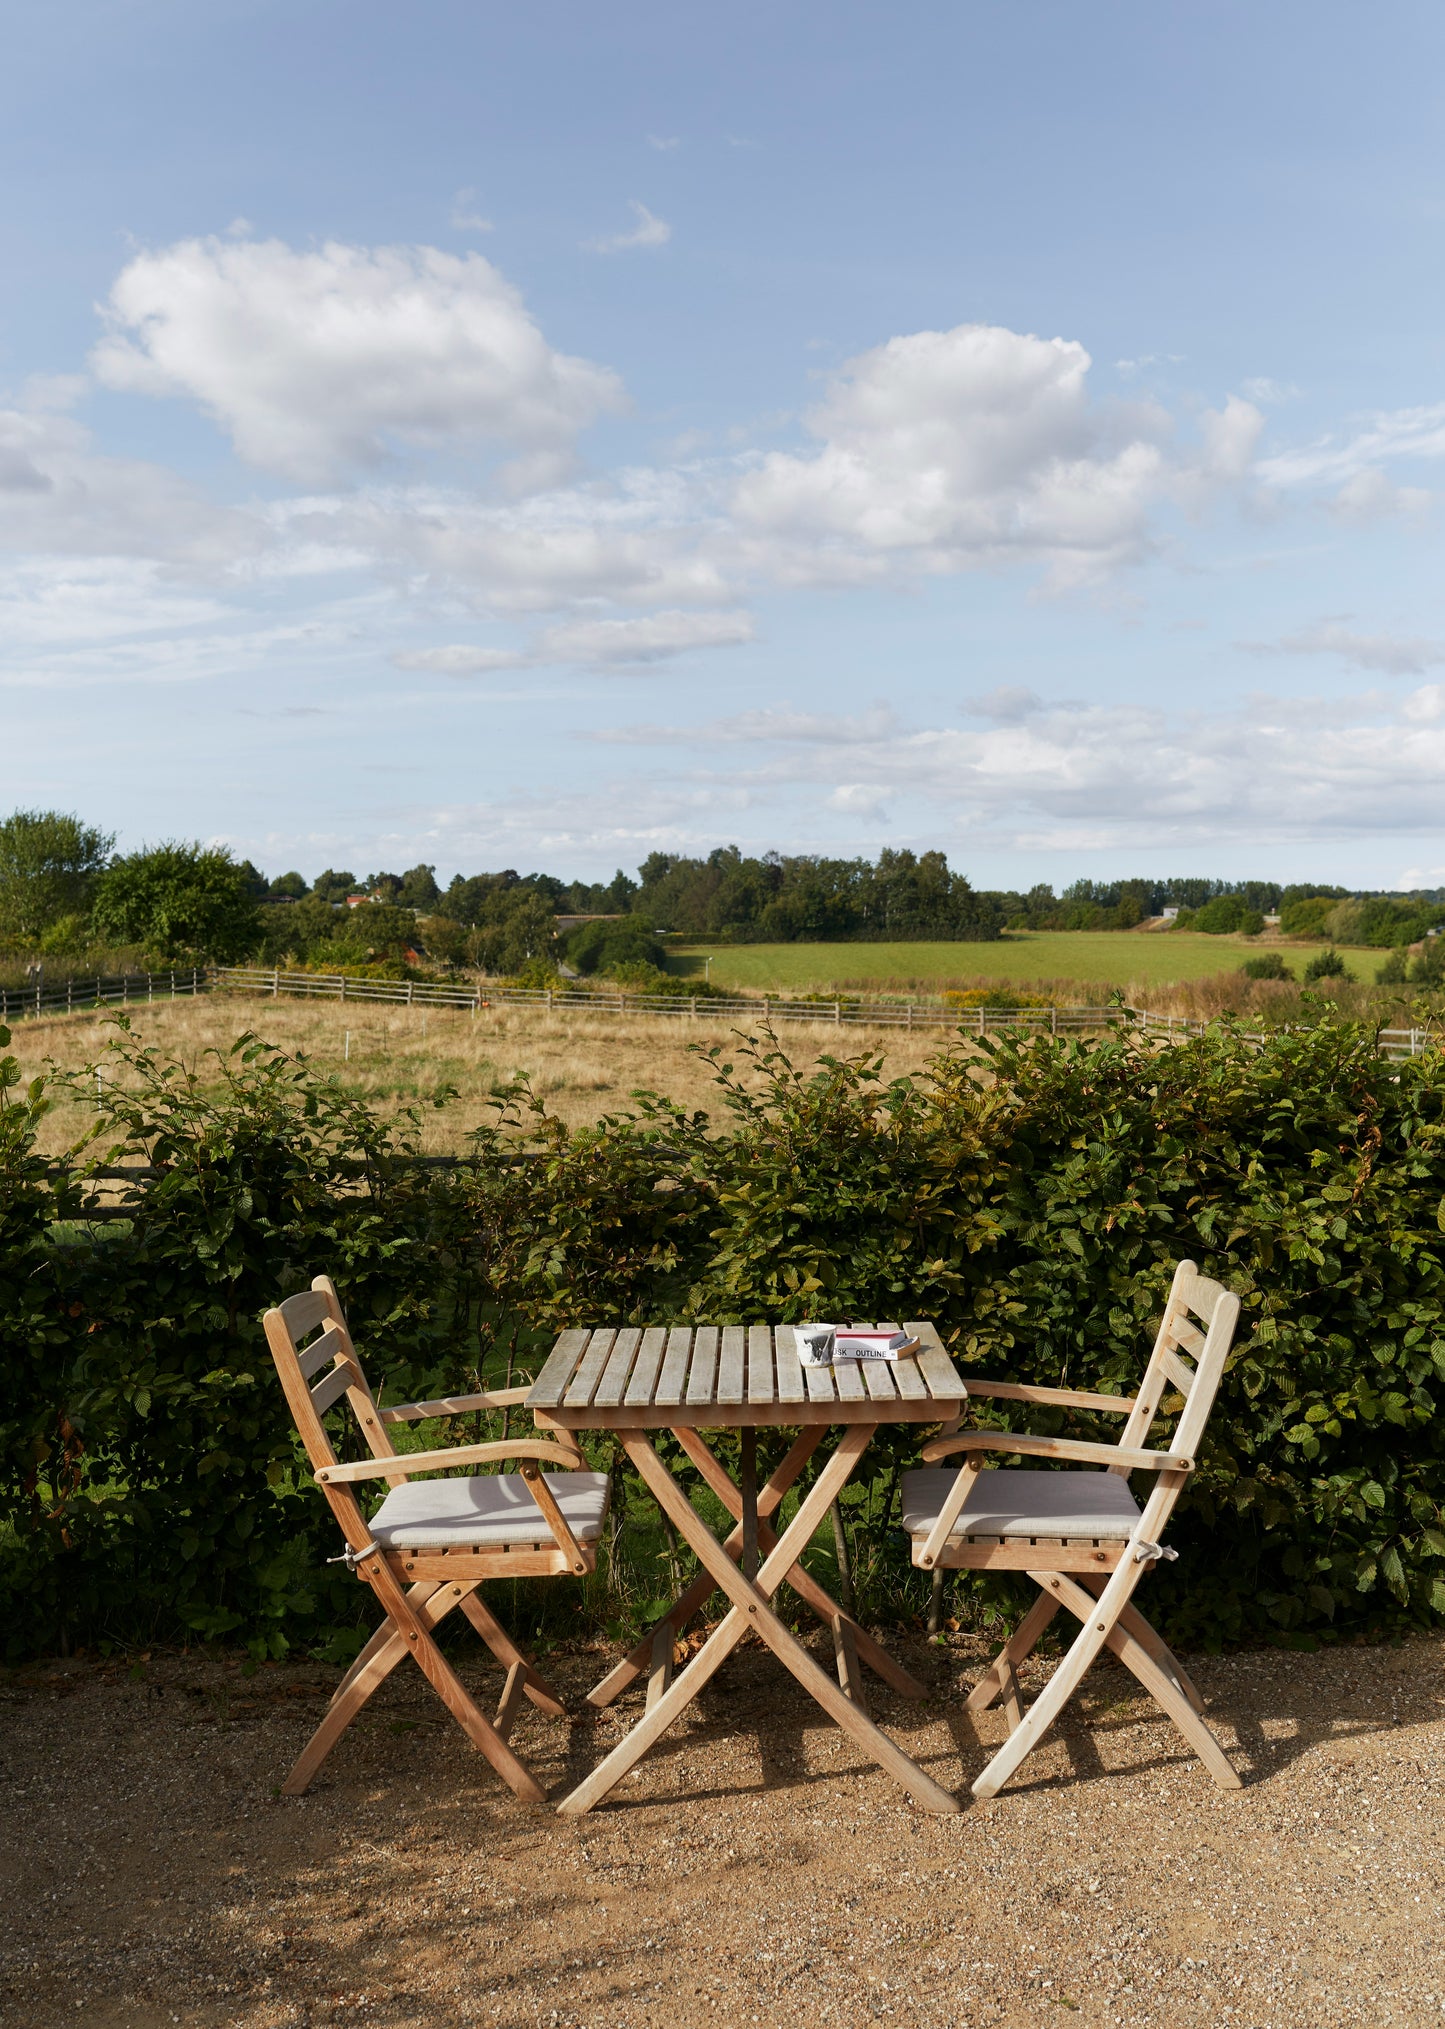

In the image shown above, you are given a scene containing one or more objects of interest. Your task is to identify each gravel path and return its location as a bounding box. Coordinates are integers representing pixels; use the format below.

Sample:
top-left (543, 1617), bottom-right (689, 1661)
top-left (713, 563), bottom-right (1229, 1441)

top-left (3, 1631), bottom-right (1444, 2029)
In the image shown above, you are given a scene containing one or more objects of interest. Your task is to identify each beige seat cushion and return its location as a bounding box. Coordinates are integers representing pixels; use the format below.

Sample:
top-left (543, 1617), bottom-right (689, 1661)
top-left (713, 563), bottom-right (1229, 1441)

top-left (901, 1467), bottom-right (1142, 1542)
top-left (368, 1470), bottom-right (610, 1550)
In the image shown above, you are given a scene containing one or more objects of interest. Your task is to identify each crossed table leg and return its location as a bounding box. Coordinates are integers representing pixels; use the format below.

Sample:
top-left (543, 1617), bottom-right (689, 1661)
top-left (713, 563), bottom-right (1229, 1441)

top-left (559, 1422), bottom-right (959, 1816)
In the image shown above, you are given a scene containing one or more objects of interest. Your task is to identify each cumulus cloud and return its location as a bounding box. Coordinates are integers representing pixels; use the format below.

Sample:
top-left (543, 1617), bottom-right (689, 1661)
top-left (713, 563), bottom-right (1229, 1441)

top-left (1327, 468), bottom-right (1431, 521)
top-left (91, 235), bottom-right (626, 485)
top-left (585, 202), bottom-right (672, 253)
top-left (1241, 377), bottom-right (1302, 403)
top-left (1244, 618), bottom-right (1445, 677)
top-left (732, 324), bottom-right (1178, 587)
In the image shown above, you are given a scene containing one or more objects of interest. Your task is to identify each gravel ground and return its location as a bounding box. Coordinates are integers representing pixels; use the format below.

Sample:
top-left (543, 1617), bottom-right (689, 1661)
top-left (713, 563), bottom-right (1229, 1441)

top-left (3, 1630), bottom-right (1444, 2029)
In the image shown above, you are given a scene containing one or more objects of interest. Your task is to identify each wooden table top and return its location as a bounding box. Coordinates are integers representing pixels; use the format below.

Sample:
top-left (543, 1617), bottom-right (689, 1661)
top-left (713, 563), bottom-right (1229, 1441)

top-left (526, 1322), bottom-right (965, 1429)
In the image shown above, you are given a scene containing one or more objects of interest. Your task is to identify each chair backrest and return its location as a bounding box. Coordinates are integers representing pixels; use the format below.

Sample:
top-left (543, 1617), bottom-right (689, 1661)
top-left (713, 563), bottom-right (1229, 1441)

top-left (1109, 1259), bottom-right (1241, 1478)
top-left (263, 1274), bottom-right (409, 1495)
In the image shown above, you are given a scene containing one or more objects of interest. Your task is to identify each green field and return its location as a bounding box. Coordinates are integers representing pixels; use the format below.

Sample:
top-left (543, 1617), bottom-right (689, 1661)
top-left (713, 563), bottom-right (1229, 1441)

top-left (670, 930), bottom-right (1357, 993)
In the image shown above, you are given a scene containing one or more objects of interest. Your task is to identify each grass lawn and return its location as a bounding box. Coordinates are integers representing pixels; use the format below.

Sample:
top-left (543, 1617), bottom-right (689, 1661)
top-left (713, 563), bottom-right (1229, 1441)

top-left (668, 929), bottom-right (1361, 993)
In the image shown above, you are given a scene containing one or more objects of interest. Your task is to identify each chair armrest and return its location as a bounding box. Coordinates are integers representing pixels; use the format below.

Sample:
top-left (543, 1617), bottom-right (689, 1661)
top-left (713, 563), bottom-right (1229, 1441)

top-left (920, 1430), bottom-right (1193, 1473)
top-left (963, 1379), bottom-right (1136, 1414)
top-left (315, 1440), bottom-right (584, 1485)
top-left (379, 1387), bottom-right (532, 1422)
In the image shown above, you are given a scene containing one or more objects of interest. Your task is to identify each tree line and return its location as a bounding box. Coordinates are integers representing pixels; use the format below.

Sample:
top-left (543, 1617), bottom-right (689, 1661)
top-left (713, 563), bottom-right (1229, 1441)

top-left (2, 808), bottom-right (1443, 973)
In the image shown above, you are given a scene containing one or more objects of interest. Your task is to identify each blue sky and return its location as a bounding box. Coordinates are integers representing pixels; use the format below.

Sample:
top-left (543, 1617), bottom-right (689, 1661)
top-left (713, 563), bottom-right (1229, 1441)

top-left (4, 0), bottom-right (1445, 889)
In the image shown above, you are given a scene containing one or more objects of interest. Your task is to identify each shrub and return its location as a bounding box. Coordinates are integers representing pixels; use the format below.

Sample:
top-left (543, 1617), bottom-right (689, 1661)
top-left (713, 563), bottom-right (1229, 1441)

top-left (1280, 895), bottom-right (1341, 939)
top-left (1377, 949), bottom-right (1410, 987)
top-left (1303, 948), bottom-right (1352, 983)
top-left (8, 1009), bottom-right (1445, 1659)
top-left (565, 917), bottom-right (667, 976)
top-left (93, 843), bottom-right (261, 963)
top-left (1241, 952), bottom-right (1291, 981)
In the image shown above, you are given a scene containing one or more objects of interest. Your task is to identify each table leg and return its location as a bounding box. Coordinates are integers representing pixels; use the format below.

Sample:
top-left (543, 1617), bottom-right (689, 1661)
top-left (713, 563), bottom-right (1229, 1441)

top-left (740, 1426), bottom-right (759, 1578)
top-left (585, 1428), bottom-right (825, 1710)
top-left (558, 1426), bottom-right (958, 1817)
top-left (676, 1422), bottom-right (925, 1702)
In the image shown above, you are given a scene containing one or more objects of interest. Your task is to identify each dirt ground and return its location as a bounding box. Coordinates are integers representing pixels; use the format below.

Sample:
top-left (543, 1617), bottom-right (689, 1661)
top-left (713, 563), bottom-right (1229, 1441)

top-left (4, 1628), bottom-right (1445, 2029)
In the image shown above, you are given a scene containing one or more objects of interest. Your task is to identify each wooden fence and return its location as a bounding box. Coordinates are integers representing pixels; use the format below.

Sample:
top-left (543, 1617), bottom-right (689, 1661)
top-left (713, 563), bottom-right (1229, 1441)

top-left (3, 961), bottom-right (1437, 1061)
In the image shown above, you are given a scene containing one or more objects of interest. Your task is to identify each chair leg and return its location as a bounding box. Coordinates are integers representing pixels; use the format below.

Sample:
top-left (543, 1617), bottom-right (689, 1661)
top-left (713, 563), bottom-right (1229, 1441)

top-left (967, 1588), bottom-right (1062, 1712)
top-left (283, 1580), bottom-right (465, 1796)
top-left (1078, 1575), bottom-right (1207, 1714)
top-left (1049, 1574), bottom-right (1240, 1791)
top-left (458, 1590), bottom-right (568, 1719)
top-left (359, 1552), bottom-right (548, 1804)
top-left (972, 1561), bottom-right (1150, 1799)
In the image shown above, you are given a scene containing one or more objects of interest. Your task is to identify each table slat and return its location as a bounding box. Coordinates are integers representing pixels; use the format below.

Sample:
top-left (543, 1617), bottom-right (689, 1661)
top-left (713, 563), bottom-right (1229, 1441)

top-left (772, 1326), bottom-right (807, 1405)
top-left (804, 1357), bottom-right (837, 1404)
top-left (906, 1320), bottom-right (965, 1402)
top-left (593, 1327), bottom-right (643, 1409)
top-left (528, 1328), bottom-right (591, 1409)
top-left (747, 1324), bottom-right (774, 1405)
top-left (686, 1326), bottom-right (720, 1406)
top-left (624, 1326), bottom-right (670, 1407)
top-left (716, 1327), bottom-right (746, 1406)
top-left (890, 1350), bottom-right (927, 1400)
top-left (563, 1329), bottom-right (616, 1408)
top-left (832, 1359), bottom-right (867, 1401)
top-left (654, 1326), bottom-right (694, 1409)
top-left (861, 1360), bottom-right (898, 1401)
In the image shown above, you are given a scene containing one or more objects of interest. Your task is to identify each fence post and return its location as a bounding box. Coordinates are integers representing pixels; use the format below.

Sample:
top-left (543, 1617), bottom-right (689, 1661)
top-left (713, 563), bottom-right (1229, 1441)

top-left (690, 995), bottom-right (697, 1016)
top-left (834, 999), bottom-right (841, 1023)
top-left (763, 996), bottom-right (770, 1021)
top-left (273, 968), bottom-right (280, 998)
top-left (170, 970), bottom-right (176, 1000)
top-left (546, 989), bottom-right (553, 1011)
top-left (67, 979), bottom-right (73, 1013)
top-left (407, 981), bottom-right (414, 1007)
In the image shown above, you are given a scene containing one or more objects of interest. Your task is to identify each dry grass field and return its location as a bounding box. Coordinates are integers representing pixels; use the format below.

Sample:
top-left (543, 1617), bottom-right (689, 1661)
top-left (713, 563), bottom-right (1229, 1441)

top-left (12, 990), bottom-right (968, 1156)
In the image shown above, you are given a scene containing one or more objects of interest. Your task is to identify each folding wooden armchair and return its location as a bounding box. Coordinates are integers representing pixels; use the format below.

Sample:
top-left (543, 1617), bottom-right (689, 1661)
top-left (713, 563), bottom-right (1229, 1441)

top-left (263, 1275), bottom-right (610, 1804)
top-left (902, 1260), bottom-right (1243, 1799)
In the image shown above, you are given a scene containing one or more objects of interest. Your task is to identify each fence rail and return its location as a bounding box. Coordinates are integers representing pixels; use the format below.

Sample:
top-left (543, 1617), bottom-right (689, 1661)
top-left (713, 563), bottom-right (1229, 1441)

top-left (212, 965), bottom-right (1121, 1034)
top-left (5, 963), bottom-right (1439, 1063)
top-left (0, 968), bottom-right (205, 1025)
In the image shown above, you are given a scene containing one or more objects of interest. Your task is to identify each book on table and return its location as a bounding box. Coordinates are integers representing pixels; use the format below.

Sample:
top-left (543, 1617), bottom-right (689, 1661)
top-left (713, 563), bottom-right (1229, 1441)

top-left (792, 1323), bottom-right (921, 1365)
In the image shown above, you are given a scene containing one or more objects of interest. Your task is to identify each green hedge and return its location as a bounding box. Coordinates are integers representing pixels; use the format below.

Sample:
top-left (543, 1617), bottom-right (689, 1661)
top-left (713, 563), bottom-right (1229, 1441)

top-left (3, 1008), bottom-right (1444, 1659)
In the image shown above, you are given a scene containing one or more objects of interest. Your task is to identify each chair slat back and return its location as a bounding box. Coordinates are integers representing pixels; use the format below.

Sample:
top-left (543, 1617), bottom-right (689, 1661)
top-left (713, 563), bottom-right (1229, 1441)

top-left (264, 1275), bottom-right (408, 1493)
top-left (1110, 1259), bottom-right (1240, 1478)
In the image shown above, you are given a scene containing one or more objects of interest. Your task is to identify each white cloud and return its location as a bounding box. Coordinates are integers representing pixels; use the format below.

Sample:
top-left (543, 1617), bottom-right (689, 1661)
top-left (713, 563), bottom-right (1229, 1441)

top-left (449, 188), bottom-right (495, 233)
top-left (1257, 401), bottom-right (1445, 492)
top-left (963, 685), bottom-right (1047, 724)
top-left (1245, 618), bottom-right (1445, 677)
top-left (536, 607), bottom-right (751, 664)
top-left (732, 324), bottom-right (1180, 587)
top-left (0, 398), bottom-right (264, 568)
top-left (647, 135), bottom-right (680, 152)
top-left (585, 202), bottom-right (672, 253)
top-left (1241, 377), bottom-right (1302, 403)
top-left (1327, 468), bottom-right (1431, 521)
top-left (391, 607), bottom-right (752, 674)
top-left (590, 703), bottom-right (900, 746)
top-left (392, 643), bottom-right (527, 675)
top-left (91, 235), bottom-right (625, 484)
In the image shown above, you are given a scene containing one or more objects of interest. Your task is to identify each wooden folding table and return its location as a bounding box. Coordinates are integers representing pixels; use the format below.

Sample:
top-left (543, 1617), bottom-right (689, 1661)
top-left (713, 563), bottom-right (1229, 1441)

top-left (525, 1321), bottom-right (967, 1816)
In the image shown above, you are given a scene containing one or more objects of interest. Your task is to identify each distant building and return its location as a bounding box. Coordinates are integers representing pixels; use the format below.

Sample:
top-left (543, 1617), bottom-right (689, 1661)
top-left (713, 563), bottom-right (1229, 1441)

top-left (554, 912), bottom-right (625, 935)
top-left (1160, 906), bottom-right (1180, 921)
